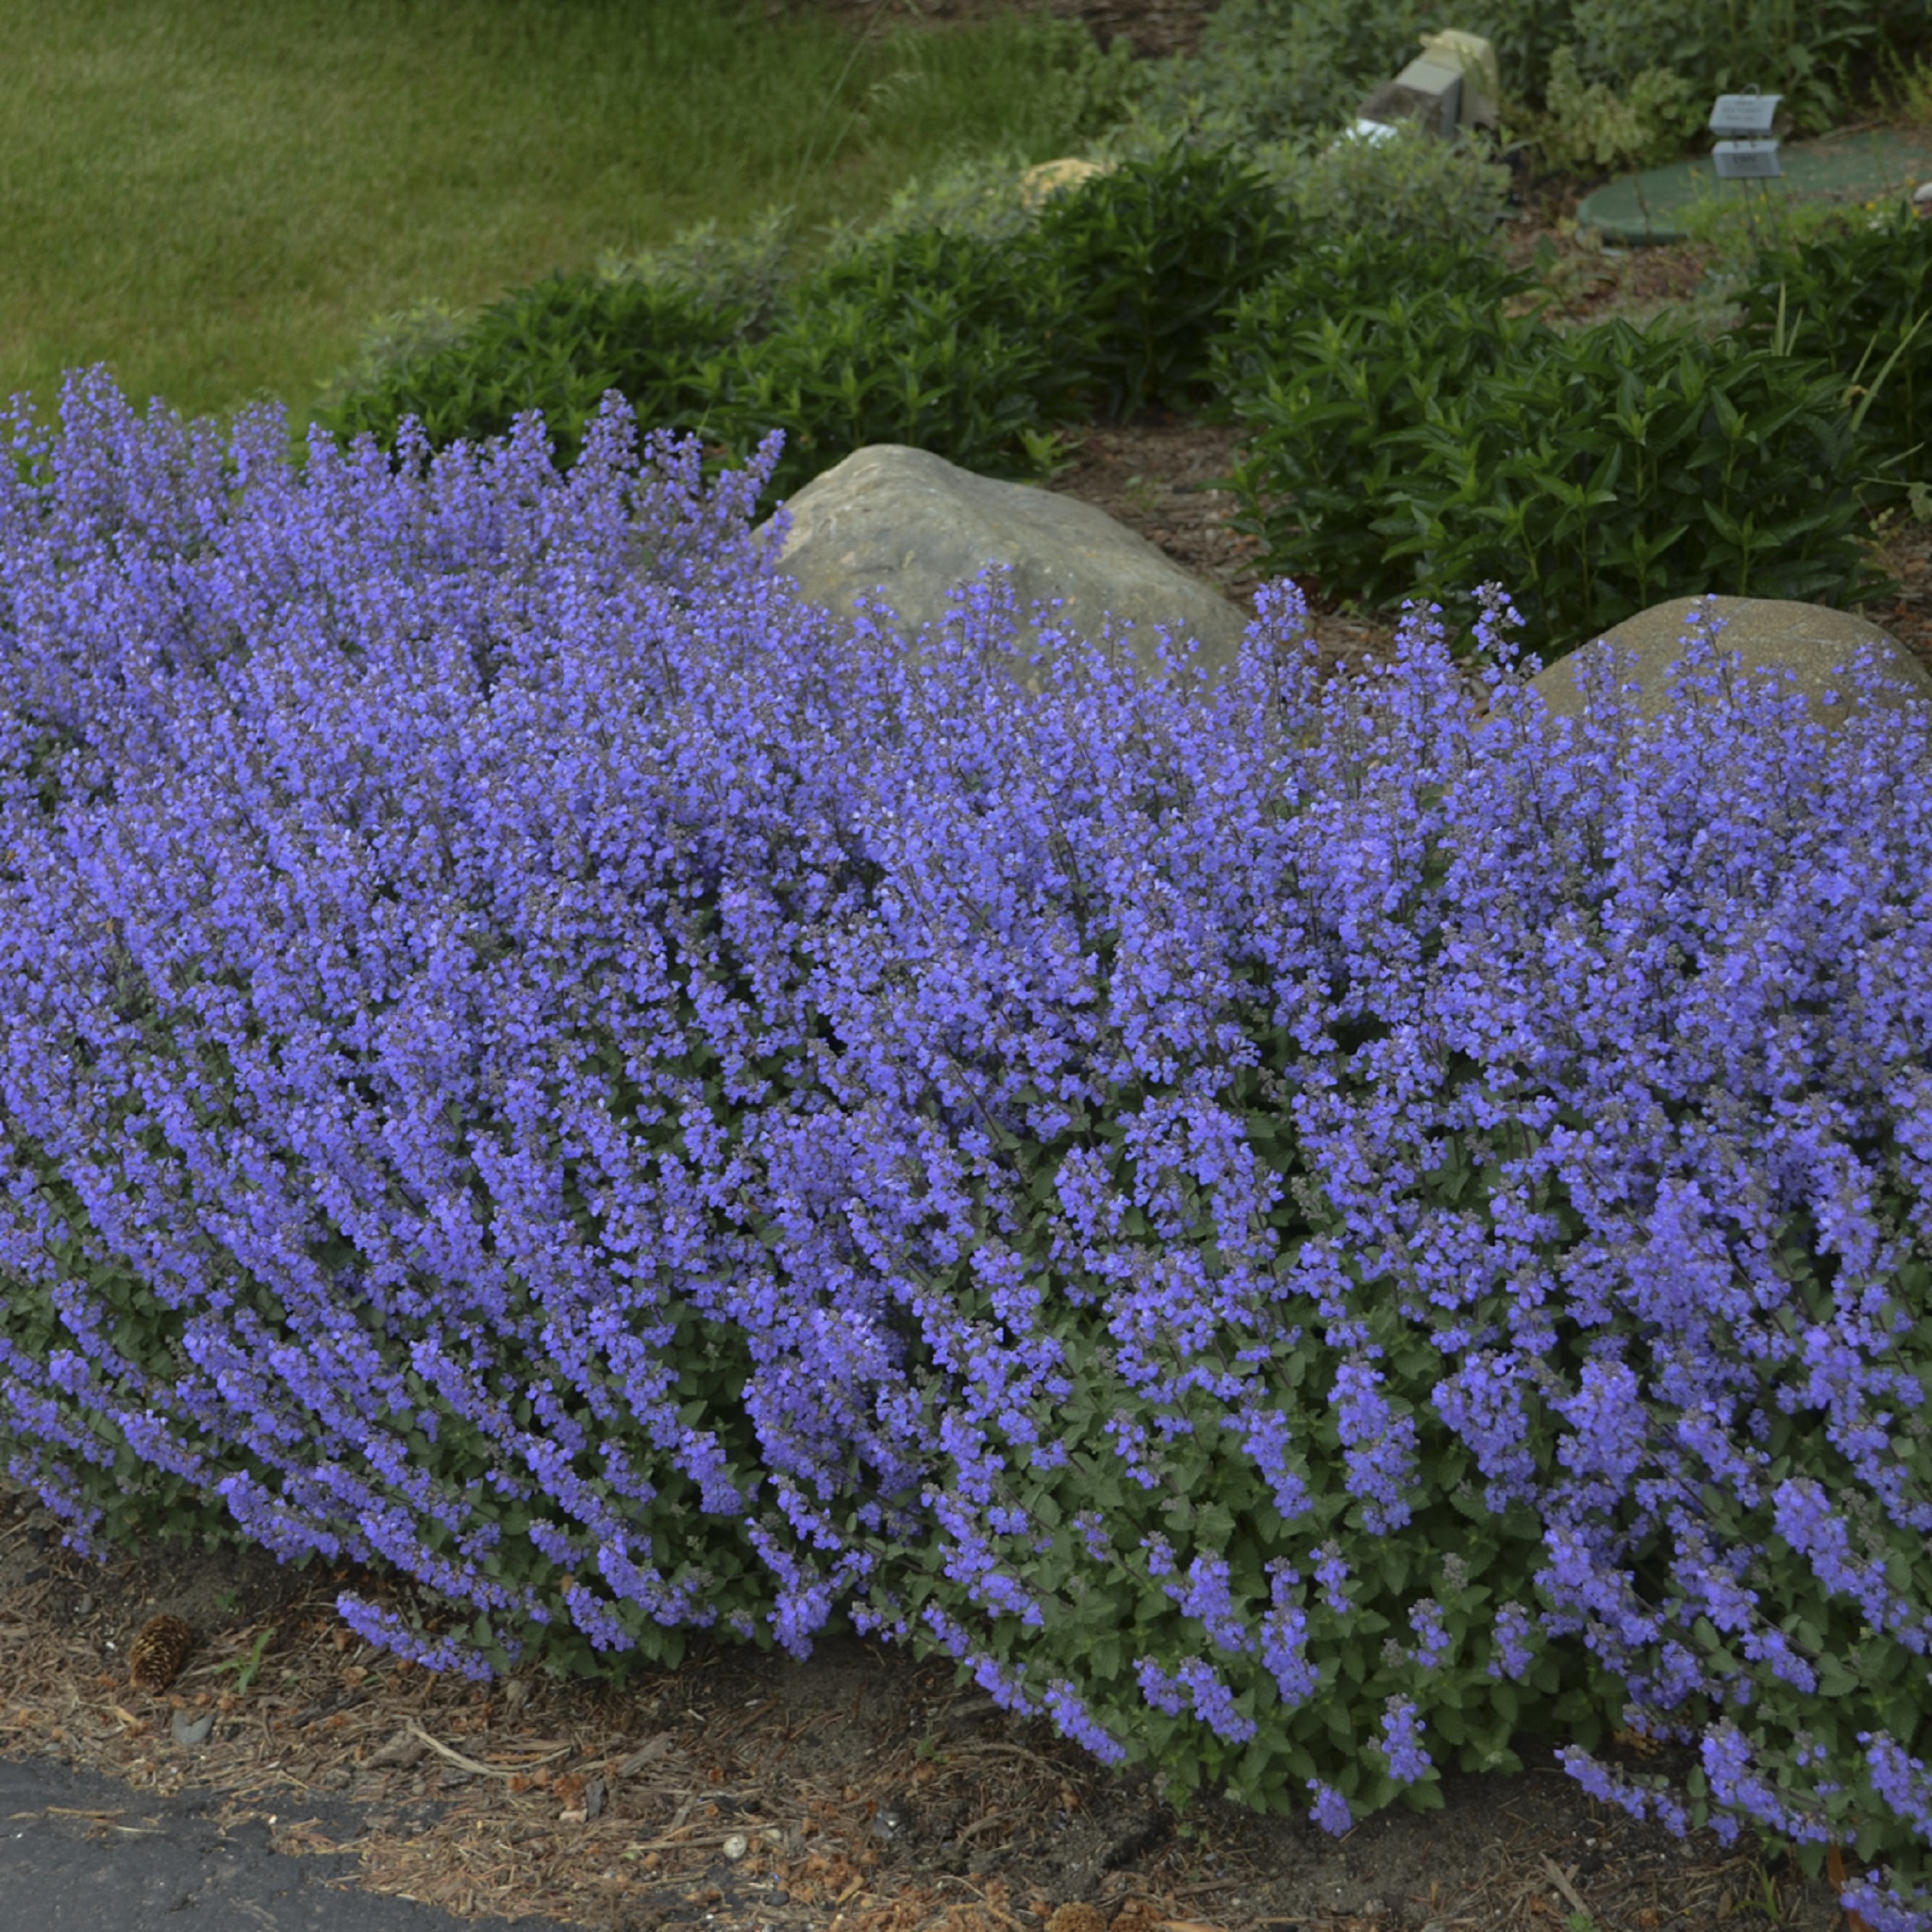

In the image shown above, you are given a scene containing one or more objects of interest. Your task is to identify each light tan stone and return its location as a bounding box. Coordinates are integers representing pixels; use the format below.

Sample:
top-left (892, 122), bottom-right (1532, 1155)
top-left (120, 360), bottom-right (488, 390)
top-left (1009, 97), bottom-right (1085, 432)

top-left (1016, 157), bottom-right (1115, 211)
top-left (1525, 595), bottom-right (1932, 758)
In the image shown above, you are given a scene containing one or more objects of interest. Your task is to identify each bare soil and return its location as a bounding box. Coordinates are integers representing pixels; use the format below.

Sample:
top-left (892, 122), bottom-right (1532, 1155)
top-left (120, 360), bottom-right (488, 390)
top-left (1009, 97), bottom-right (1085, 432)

top-left (1, 7), bottom-right (1922, 1930)
top-left (0, 1474), bottom-right (1843, 1932)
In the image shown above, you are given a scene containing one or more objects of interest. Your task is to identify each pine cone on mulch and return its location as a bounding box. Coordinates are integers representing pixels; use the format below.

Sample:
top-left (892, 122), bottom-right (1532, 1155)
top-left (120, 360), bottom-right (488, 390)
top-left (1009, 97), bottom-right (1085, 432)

top-left (126, 1613), bottom-right (195, 1691)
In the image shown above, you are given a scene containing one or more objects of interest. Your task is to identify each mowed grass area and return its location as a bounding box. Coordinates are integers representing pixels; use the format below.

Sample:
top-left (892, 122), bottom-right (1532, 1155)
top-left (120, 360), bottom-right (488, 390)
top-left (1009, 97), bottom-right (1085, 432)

top-left (0, 0), bottom-right (1105, 427)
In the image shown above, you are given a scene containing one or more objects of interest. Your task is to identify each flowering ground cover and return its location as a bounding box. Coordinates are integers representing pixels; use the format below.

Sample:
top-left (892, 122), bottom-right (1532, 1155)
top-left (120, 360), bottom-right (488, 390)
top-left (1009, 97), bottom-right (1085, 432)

top-left (2, 374), bottom-right (1930, 1927)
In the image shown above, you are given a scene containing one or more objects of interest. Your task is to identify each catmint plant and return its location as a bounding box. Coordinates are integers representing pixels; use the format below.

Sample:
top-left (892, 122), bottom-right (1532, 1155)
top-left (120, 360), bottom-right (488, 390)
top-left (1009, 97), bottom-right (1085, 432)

top-left (3, 370), bottom-right (1931, 1928)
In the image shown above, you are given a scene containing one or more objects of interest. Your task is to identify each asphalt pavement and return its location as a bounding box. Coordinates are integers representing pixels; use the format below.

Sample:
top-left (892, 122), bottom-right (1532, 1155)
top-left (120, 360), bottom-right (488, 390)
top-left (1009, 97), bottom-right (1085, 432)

top-left (0, 1751), bottom-right (580, 1932)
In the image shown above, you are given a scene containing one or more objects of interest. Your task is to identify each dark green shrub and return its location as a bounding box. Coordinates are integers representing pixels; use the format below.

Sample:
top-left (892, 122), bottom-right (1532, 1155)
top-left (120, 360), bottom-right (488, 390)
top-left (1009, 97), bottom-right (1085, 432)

top-left (1025, 143), bottom-right (1300, 418)
top-left (694, 224), bottom-right (1100, 499)
top-left (1216, 292), bottom-right (1531, 609)
top-left (312, 230), bottom-right (1088, 495)
top-left (1398, 318), bottom-right (1879, 646)
top-left (1740, 207), bottom-right (1932, 505)
top-left (311, 148), bottom-right (1298, 497)
top-left (674, 146), bottom-right (1304, 483)
top-left (1210, 226), bottom-right (1534, 393)
top-left (1210, 234), bottom-right (1536, 605)
top-left (1224, 294), bottom-right (1878, 654)
top-left (313, 270), bottom-right (754, 472)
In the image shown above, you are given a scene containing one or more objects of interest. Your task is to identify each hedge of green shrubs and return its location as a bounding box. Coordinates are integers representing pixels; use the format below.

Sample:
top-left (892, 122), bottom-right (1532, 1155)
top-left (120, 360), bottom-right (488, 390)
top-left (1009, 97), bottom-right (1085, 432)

top-left (315, 146), bottom-right (1302, 500)
top-left (1212, 228), bottom-right (1885, 651)
top-left (312, 129), bottom-right (1932, 665)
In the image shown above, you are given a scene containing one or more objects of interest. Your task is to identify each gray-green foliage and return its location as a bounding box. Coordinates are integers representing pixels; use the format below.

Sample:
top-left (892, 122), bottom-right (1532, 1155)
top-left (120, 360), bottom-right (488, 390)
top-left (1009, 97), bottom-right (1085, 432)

top-left (596, 208), bottom-right (801, 337)
top-left (1117, 0), bottom-right (1932, 146)
top-left (1229, 123), bottom-right (1510, 254)
top-left (1533, 45), bottom-right (1699, 175)
top-left (819, 148), bottom-right (1056, 253)
top-left (832, 115), bottom-right (1509, 265)
top-left (309, 297), bottom-right (475, 424)
top-left (1123, 0), bottom-right (1432, 149)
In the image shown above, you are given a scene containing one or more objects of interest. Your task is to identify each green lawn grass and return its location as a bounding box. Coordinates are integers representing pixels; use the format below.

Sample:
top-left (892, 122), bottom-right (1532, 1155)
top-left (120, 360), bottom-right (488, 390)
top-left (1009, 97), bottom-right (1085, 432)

top-left (0, 0), bottom-right (1107, 428)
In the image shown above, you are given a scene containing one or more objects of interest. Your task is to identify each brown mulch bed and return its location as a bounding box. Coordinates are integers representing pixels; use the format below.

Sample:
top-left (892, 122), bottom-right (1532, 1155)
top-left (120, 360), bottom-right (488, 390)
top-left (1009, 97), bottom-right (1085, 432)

top-left (1494, 181), bottom-right (1733, 334)
top-left (0, 1473), bottom-right (1843, 1932)
top-left (1860, 505), bottom-right (1932, 675)
top-left (1039, 411), bottom-right (1423, 715)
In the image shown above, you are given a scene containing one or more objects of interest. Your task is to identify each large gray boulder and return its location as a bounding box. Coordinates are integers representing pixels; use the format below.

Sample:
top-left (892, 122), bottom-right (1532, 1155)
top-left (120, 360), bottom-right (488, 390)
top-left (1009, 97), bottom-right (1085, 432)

top-left (758, 444), bottom-right (1250, 696)
top-left (1525, 596), bottom-right (1932, 751)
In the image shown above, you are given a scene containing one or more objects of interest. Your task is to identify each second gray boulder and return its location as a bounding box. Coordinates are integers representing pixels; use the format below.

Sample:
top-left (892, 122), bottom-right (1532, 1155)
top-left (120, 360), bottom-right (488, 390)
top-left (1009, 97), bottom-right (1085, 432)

top-left (1526, 594), bottom-right (1932, 742)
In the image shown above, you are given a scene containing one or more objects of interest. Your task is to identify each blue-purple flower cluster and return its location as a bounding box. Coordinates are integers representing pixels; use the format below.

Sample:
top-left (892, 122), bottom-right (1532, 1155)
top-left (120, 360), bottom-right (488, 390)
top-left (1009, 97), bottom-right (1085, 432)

top-left (4, 371), bottom-right (1931, 1922)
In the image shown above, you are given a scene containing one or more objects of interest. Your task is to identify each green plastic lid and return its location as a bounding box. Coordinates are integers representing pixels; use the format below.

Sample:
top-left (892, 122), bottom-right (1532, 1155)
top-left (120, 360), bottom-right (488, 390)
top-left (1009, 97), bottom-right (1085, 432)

top-left (1574, 126), bottom-right (1932, 245)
